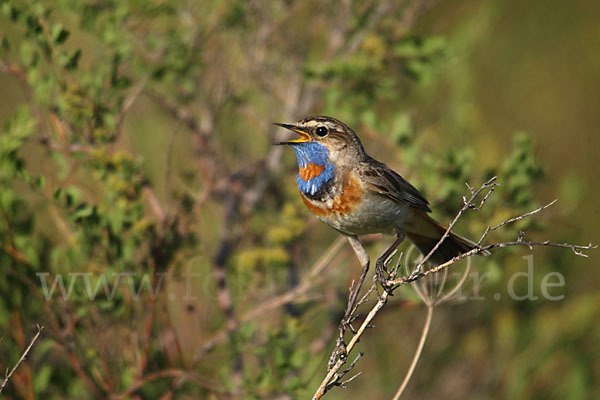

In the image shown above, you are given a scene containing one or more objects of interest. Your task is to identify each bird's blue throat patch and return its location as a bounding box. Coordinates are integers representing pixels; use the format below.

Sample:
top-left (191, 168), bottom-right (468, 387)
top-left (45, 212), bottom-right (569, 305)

top-left (291, 141), bottom-right (335, 196)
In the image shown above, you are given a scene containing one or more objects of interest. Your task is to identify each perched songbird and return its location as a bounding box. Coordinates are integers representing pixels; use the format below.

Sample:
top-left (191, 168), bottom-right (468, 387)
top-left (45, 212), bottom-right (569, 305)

top-left (275, 116), bottom-right (488, 285)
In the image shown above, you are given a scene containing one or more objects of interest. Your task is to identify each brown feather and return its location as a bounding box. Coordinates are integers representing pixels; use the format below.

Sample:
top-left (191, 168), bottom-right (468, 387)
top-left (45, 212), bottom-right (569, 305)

top-left (406, 209), bottom-right (490, 265)
top-left (359, 158), bottom-right (431, 212)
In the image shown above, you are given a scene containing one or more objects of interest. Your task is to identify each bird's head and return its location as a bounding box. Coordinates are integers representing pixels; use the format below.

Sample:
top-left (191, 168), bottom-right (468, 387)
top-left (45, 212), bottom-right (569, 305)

top-left (274, 116), bottom-right (367, 196)
top-left (274, 116), bottom-right (366, 167)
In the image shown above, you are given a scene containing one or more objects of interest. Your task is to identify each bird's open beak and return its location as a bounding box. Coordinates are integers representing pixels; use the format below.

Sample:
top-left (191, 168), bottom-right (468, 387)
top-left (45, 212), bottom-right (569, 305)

top-left (273, 122), bottom-right (311, 145)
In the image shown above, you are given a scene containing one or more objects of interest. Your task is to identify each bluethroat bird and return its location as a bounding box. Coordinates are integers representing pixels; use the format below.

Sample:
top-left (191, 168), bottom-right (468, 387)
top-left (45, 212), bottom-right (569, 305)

top-left (275, 116), bottom-right (489, 287)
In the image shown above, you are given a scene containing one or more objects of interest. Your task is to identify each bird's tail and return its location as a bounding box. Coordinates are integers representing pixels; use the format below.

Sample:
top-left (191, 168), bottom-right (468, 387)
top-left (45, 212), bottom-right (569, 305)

top-left (406, 211), bottom-right (490, 266)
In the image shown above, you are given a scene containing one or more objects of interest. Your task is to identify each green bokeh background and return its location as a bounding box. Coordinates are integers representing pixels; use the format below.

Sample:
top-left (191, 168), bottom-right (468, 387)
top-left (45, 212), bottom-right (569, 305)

top-left (0, 0), bottom-right (598, 399)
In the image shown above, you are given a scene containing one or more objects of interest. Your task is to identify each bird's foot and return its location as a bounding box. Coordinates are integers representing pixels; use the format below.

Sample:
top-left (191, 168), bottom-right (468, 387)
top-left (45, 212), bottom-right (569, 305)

top-left (375, 257), bottom-right (394, 292)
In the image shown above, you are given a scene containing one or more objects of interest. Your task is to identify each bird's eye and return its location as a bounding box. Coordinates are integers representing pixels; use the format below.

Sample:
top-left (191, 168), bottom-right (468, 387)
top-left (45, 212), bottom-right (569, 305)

top-left (315, 126), bottom-right (328, 137)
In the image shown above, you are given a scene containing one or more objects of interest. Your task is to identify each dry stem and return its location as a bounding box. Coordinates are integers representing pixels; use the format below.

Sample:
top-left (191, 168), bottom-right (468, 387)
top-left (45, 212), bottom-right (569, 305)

top-left (312, 177), bottom-right (596, 399)
top-left (0, 324), bottom-right (43, 394)
top-left (391, 305), bottom-right (433, 400)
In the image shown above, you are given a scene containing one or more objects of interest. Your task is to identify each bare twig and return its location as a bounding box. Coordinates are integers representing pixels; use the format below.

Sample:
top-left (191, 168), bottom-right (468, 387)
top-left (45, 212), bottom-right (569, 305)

top-left (411, 176), bottom-right (498, 275)
top-left (312, 176), bottom-right (596, 399)
top-left (142, 181), bottom-right (167, 224)
top-left (391, 239), bottom-right (596, 289)
top-left (0, 325), bottom-right (43, 394)
top-left (389, 250), bottom-right (472, 399)
top-left (212, 196), bottom-right (244, 385)
top-left (393, 199), bottom-right (595, 287)
top-left (336, 353), bottom-right (364, 388)
top-left (391, 305), bottom-right (433, 400)
top-left (477, 199), bottom-right (558, 245)
top-left (114, 368), bottom-right (226, 399)
top-left (317, 352), bottom-right (364, 398)
top-left (313, 288), bottom-right (389, 399)
top-left (114, 77), bottom-right (149, 134)
top-left (196, 237), bottom-right (347, 360)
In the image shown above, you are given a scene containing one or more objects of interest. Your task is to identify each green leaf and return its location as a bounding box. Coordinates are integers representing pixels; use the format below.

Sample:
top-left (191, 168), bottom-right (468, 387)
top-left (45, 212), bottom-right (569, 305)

top-left (36, 174), bottom-right (45, 189)
top-left (53, 186), bottom-right (63, 200)
top-left (61, 49), bottom-right (81, 70)
top-left (2, 3), bottom-right (20, 21)
top-left (389, 113), bottom-right (413, 146)
top-left (33, 365), bottom-right (52, 394)
top-left (19, 41), bottom-right (38, 67)
top-left (0, 299), bottom-right (8, 326)
top-left (1, 36), bottom-right (9, 51)
top-left (65, 186), bottom-right (81, 207)
top-left (73, 204), bottom-right (94, 220)
top-left (51, 23), bottom-right (70, 44)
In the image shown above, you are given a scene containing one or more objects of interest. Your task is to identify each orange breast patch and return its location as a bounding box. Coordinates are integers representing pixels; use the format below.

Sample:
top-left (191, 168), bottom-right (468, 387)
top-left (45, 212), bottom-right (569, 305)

top-left (300, 193), bottom-right (327, 216)
top-left (299, 163), bottom-right (325, 181)
top-left (300, 172), bottom-right (364, 217)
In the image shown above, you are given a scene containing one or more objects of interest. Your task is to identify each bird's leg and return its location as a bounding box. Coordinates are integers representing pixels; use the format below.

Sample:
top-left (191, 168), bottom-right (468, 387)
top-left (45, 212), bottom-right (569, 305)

top-left (345, 236), bottom-right (370, 319)
top-left (375, 233), bottom-right (405, 288)
top-left (340, 236), bottom-right (370, 335)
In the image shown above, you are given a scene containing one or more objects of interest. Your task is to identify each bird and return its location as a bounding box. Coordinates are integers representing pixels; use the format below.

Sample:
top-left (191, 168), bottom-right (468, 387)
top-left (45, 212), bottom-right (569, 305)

top-left (274, 116), bottom-right (489, 288)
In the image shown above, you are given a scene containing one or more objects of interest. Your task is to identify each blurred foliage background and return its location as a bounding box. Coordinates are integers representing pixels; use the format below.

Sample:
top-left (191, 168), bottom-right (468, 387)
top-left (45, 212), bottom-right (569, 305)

top-left (0, 0), bottom-right (598, 399)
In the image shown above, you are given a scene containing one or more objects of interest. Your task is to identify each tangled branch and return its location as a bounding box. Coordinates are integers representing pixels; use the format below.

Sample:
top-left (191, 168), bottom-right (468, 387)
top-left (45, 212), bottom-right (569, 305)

top-left (312, 177), bottom-right (596, 399)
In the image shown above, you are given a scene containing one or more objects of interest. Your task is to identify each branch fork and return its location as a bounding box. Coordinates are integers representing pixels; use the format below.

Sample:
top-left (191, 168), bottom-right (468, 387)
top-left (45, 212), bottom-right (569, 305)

top-left (312, 177), bottom-right (596, 400)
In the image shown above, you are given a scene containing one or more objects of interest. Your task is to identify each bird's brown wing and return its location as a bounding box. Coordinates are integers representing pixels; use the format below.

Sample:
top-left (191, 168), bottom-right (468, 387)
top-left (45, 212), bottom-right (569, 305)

top-left (359, 158), bottom-right (431, 213)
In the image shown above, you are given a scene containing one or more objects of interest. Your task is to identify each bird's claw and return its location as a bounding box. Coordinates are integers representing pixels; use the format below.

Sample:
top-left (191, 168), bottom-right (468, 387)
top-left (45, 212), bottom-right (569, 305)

top-left (375, 258), bottom-right (394, 292)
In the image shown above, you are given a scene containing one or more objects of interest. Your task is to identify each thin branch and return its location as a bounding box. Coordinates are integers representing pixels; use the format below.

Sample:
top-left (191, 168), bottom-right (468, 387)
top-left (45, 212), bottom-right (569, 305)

top-left (142, 180), bottom-right (167, 224)
top-left (391, 306), bottom-right (433, 400)
top-left (477, 199), bottom-right (557, 245)
top-left (0, 325), bottom-right (43, 394)
top-left (312, 176), bottom-right (596, 399)
top-left (437, 254), bottom-right (472, 304)
top-left (196, 237), bottom-right (347, 360)
top-left (313, 290), bottom-right (390, 399)
top-left (115, 368), bottom-right (226, 399)
top-left (114, 77), bottom-right (149, 134)
top-left (212, 196), bottom-right (244, 386)
top-left (394, 233), bottom-right (596, 287)
top-left (316, 352), bottom-right (364, 398)
top-left (335, 353), bottom-right (364, 389)
top-left (411, 176), bottom-right (498, 275)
